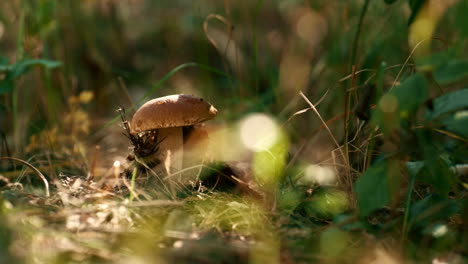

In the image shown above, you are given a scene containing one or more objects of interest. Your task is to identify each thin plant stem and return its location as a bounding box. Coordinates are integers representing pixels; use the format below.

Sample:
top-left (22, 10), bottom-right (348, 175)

top-left (344, 0), bottom-right (370, 192)
top-left (12, 11), bottom-right (25, 151)
top-left (299, 92), bottom-right (342, 151)
top-left (203, 14), bottom-right (237, 94)
top-left (390, 39), bottom-right (427, 91)
top-left (349, 0), bottom-right (371, 68)
top-left (299, 92), bottom-right (351, 188)
top-left (401, 171), bottom-right (416, 244)
top-left (343, 65), bottom-right (357, 190)
top-left (129, 167), bottom-right (138, 202)
top-left (364, 62), bottom-right (386, 170)
top-left (0, 157), bottom-right (50, 197)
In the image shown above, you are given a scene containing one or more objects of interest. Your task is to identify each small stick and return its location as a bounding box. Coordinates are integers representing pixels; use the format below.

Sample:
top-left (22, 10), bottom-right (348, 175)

top-left (299, 92), bottom-right (347, 165)
top-left (390, 39), bottom-right (426, 91)
top-left (299, 92), bottom-right (352, 188)
top-left (0, 157), bottom-right (50, 197)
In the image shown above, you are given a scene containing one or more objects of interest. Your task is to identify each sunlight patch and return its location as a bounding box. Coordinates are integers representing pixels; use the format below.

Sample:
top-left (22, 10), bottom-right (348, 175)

top-left (240, 113), bottom-right (279, 152)
top-left (299, 164), bottom-right (337, 186)
top-left (380, 94), bottom-right (398, 113)
top-left (432, 224), bottom-right (448, 238)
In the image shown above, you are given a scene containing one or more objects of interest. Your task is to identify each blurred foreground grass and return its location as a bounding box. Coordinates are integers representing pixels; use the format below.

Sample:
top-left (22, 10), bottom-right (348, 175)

top-left (0, 0), bottom-right (467, 263)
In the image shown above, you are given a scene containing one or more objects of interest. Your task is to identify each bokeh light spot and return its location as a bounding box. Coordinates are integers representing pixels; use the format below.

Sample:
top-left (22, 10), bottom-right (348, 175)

top-left (300, 164), bottom-right (337, 186)
top-left (240, 113), bottom-right (279, 152)
top-left (454, 110), bottom-right (468, 119)
top-left (432, 224), bottom-right (448, 238)
top-left (296, 12), bottom-right (316, 40)
top-left (380, 94), bottom-right (398, 113)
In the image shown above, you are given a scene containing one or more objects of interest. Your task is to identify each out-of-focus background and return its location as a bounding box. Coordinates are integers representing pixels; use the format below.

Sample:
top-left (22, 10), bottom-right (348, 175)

top-left (0, 0), bottom-right (467, 263)
top-left (0, 0), bottom-right (416, 159)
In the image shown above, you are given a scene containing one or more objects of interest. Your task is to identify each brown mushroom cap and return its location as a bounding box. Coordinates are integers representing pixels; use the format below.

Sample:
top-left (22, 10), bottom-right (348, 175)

top-left (130, 94), bottom-right (217, 134)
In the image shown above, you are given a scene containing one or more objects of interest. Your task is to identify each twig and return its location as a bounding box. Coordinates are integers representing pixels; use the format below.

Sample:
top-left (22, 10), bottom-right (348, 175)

top-left (299, 92), bottom-right (348, 170)
top-left (390, 39), bottom-right (427, 91)
top-left (0, 157), bottom-right (50, 197)
top-left (339, 69), bottom-right (373, 82)
top-left (426, 128), bottom-right (468, 144)
top-left (285, 87), bottom-right (331, 124)
top-left (349, 0), bottom-right (371, 69)
top-left (342, 65), bottom-right (357, 190)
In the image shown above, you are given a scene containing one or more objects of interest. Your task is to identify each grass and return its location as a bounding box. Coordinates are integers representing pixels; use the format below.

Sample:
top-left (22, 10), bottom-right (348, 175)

top-left (0, 0), bottom-right (467, 263)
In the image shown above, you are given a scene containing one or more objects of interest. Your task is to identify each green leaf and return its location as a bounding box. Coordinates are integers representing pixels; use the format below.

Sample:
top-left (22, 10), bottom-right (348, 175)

top-left (0, 79), bottom-right (14, 95)
top-left (0, 65), bottom-right (10, 72)
top-left (392, 73), bottom-right (427, 113)
top-left (0, 57), bottom-right (11, 72)
top-left (415, 52), bottom-right (468, 85)
top-left (355, 160), bottom-right (390, 217)
top-left (253, 128), bottom-right (289, 189)
top-left (415, 52), bottom-right (448, 69)
top-left (303, 188), bottom-right (349, 219)
top-left (320, 228), bottom-right (351, 257)
top-left (10, 59), bottom-right (62, 78)
top-left (371, 73), bottom-right (427, 133)
top-left (434, 60), bottom-right (468, 85)
top-left (278, 188), bottom-right (304, 213)
top-left (0, 57), bottom-right (9, 66)
top-left (0, 58), bottom-right (61, 95)
top-left (454, 0), bottom-right (468, 37)
top-left (417, 154), bottom-right (455, 195)
top-left (406, 161), bottom-right (424, 177)
top-left (442, 110), bottom-right (468, 137)
top-left (426, 88), bottom-right (468, 120)
top-left (408, 194), bottom-right (459, 231)
top-left (334, 214), bottom-right (367, 231)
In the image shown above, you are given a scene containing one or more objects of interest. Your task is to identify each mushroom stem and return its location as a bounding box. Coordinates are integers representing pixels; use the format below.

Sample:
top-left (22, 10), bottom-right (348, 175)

top-left (184, 124), bottom-right (209, 169)
top-left (157, 127), bottom-right (183, 176)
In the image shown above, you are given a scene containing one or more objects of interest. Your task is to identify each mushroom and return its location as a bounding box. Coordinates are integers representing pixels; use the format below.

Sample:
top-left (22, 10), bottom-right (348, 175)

top-left (130, 94), bottom-right (217, 177)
